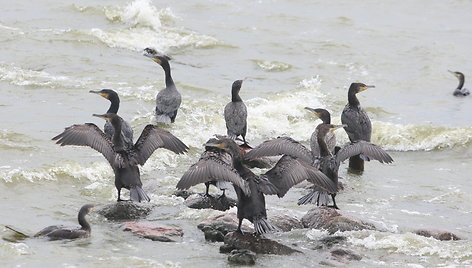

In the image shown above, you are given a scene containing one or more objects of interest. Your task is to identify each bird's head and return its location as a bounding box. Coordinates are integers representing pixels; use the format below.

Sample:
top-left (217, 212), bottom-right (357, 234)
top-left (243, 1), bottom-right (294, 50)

top-left (204, 138), bottom-right (241, 158)
top-left (89, 89), bottom-right (117, 100)
top-left (350, 82), bottom-right (375, 94)
top-left (93, 113), bottom-right (121, 124)
top-left (448, 70), bottom-right (464, 80)
top-left (305, 107), bottom-right (331, 124)
top-left (143, 47), bottom-right (172, 65)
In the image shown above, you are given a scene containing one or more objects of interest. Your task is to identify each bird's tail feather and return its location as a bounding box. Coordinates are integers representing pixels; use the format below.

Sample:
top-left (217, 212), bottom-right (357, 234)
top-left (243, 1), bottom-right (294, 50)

top-left (5, 225), bottom-right (31, 238)
top-left (130, 186), bottom-right (151, 202)
top-left (297, 190), bottom-right (330, 206)
top-left (253, 218), bottom-right (279, 235)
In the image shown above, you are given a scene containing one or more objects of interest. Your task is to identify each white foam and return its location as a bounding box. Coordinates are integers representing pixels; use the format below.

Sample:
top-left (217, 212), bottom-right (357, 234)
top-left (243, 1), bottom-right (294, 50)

top-left (0, 63), bottom-right (78, 88)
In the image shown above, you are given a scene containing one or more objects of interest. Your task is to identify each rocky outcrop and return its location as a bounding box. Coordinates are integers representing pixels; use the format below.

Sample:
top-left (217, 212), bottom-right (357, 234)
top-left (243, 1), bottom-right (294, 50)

top-left (227, 249), bottom-right (257, 265)
top-left (122, 221), bottom-right (183, 242)
top-left (413, 229), bottom-right (462, 241)
top-left (184, 194), bottom-right (236, 211)
top-left (268, 214), bottom-right (303, 232)
top-left (330, 248), bottom-right (362, 262)
top-left (97, 202), bottom-right (155, 221)
top-left (222, 231), bottom-right (301, 255)
top-left (302, 207), bottom-right (377, 234)
top-left (198, 213), bottom-right (252, 242)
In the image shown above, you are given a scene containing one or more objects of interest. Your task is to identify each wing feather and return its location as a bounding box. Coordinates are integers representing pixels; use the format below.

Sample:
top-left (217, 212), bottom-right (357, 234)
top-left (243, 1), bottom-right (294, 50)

top-left (336, 140), bottom-right (393, 165)
top-left (244, 137), bottom-right (312, 163)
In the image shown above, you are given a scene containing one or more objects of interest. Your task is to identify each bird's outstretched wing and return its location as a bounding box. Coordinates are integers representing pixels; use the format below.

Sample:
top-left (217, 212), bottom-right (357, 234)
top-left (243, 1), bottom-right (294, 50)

top-left (336, 140), bottom-right (393, 165)
top-left (52, 123), bottom-right (116, 167)
top-left (261, 155), bottom-right (337, 197)
top-left (244, 137), bottom-right (312, 164)
top-left (131, 125), bottom-right (188, 165)
top-left (176, 152), bottom-right (250, 196)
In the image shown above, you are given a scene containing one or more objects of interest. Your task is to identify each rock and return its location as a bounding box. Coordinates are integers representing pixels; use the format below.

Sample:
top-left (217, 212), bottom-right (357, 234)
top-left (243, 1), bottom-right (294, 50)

top-left (413, 229), bottom-right (462, 241)
top-left (319, 235), bottom-right (347, 248)
top-left (268, 214), bottom-right (303, 232)
top-left (122, 221), bottom-right (183, 242)
top-left (330, 248), bottom-right (362, 262)
top-left (184, 194), bottom-right (236, 211)
top-left (222, 231), bottom-right (301, 255)
top-left (198, 212), bottom-right (253, 242)
top-left (227, 249), bottom-right (257, 265)
top-left (97, 202), bottom-right (155, 221)
top-left (302, 207), bottom-right (377, 234)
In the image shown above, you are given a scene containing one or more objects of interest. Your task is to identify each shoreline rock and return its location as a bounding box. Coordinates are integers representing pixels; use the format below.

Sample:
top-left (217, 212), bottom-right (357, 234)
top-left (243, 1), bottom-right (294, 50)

top-left (122, 221), bottom-right (183, 242)
top-left (222, 231), bottom-right (301, 255)
top-left (302, 207), bottom-right (377, 234)
top-left (184, 194), bottom-right (236, 211)
top-left (97, 202), bottom-right (155, 221)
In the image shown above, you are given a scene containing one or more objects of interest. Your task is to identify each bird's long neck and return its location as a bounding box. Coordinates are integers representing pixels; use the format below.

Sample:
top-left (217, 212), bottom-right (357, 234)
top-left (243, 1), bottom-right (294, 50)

top-left (317, 129), bottom-right (331, 157)
top-left (348, 87), bottom-right (360, 107)
top-left (78, 210), bottom-right (90, 231)
top-left (107, 95), bottom-right (120, 114)
top-left (111, 118), bottom-right (124, 150)
top-left (231, 88), bottom-right (242, 102)
top-left (161, 62), bottom-right (174, 88)
top-left (457, 76), bottom-right (464, 89)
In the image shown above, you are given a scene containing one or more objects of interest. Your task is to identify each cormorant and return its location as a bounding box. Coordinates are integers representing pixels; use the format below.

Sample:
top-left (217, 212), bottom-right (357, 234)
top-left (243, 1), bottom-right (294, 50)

top-left (6, 204), bottom-right (95, 241)
top-left (305, 107), bottom-right (336, 157)
top-left (448, 70), bottom-right (470, 96)
top-left (224, 80), bottom-right (248, 145)
top-left (340, 83), bottom-right (375, 172)
top-left (177, 137), bottom-right (335, 235)
top-left (89, 89), bottom-right (134, 149)
top-left (143, 48), bottom-right (182, 124)
top-left (52, 113), bottom-right (188, 202)
top-left (244, 123), bottom-right (393, 209)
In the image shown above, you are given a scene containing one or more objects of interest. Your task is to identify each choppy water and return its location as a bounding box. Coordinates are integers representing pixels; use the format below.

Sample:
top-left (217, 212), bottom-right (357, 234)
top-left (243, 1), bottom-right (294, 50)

top-left (1, 0), bottom-right (471, 267)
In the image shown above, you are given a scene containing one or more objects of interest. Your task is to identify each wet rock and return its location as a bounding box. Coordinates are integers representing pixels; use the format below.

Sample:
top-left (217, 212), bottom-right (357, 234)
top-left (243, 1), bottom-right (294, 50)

top-left (122, 221), bottom-right (183, 242)
top-left (330, 248), bottom-right (362, 262)
top-left (222, 231), bottom-right (301, 255)
top-left (319, 235), bottom-right (347, 248)
top-left (302, 207), bottom-right (377, 234)
top-left (227, 249), bottom-right (257, 265)
top-left (97, 202), bottom-right (155, 221)
top-left (184, 194), bottom-right (236, 211)
top-left (198, 213), bottom-right (253, 242)
top-left (413, 229), bottom-right (462, 241)
top-left (268, 214), bottom-right (303, 232)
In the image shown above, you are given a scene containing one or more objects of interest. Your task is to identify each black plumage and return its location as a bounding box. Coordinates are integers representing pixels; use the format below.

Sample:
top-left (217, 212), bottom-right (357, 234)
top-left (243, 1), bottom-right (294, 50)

top-left (340, 83), bottom-right (375, 172)
top-left (144, 48), bottom-right (182, 124)
top-left (177, 138), bottom-right (335, 235)
top-left (305, 107), bottom-right (336, 157)
top-left (449, 70), bottom-right (470, 96)
top-left (224, 80), bottom-right (248, 145)
top-left (6, 204), bottom-right (95, 241)
top-left (89, 89), bottom-right (134, 149)
top-left (52, 113), bottom-right (188, 202)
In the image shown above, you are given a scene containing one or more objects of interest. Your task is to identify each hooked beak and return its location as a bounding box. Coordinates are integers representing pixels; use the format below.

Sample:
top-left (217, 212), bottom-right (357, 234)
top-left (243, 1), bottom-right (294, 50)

top-left (204, 142), bottom-right (223, 149)
top-left (330, 124), bottom-right (347, 132)
top-left (360, 85), bottom-right (375, 92)
top-left (93, 113), bottom-right (110, 121)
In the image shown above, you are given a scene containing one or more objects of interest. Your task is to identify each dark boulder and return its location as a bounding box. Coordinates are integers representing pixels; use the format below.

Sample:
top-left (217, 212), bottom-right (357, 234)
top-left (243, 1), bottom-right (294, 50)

top-left (302, 207), bottom-right (377, 234)
top-left (184, 194), bottom-right (236, 211)
top-left (222, 231), bottom-right (301, 255)
top-left (97, 202), bottom-right (155, 221)
top-left (198, 213), bottom-right (253, 242)
top-left (330, 248), bottom-right (362, 262)
top-left (413, 229), bottom-right (462, 241)
top-left (122, 221), bottom-right (183, 242)
top-left (268, 214), bottom-right (303, 232)
top-left (227, 249), bottom-right (257, 265)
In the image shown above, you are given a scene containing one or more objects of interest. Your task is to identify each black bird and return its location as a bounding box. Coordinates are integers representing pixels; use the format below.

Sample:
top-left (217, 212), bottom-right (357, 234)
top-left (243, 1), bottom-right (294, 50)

top-left (340, 83), bottom-right (375, 172)
top-left (52, 113), bottom-right (188, 202)
top-left (177, 138), bottom-right (335, 235)
top-left (143, 48), bottom-right (182, 124)
top-left (6, 204), bottom-right (95, 241)
top-left (89, 89), bottom-right (134, 149)
top-left (244, 124), bottom-right (393, 209)
top-left (448, 70), bottom-right (470, 96)
top-left (224, 80), bottom-right (248, 145)
top-left (305, 107), bottom-right (336, 157)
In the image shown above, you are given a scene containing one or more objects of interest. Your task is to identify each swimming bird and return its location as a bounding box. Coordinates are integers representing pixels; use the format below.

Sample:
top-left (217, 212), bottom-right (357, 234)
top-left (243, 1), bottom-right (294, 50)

top-left (143, 48), bottom-right (182, 124)
top-left (305, 107), bottom-right (336, 157)
top-left (340, 83), bottom-right (375, 172)
top-left (52, 113), bottom-right (188, 202)
top-left (244, 124), bottom-right (393, 209)
top-left (224, 80), bottom-right (248, 145)
top-left (89, 89), bottom-right (134, 149)
top-left (6, 204), bottom-right (95, 241)
top-left (177, 137), bottom-right (335, 235)
top-left (448, 70), bottom-right (470, 96)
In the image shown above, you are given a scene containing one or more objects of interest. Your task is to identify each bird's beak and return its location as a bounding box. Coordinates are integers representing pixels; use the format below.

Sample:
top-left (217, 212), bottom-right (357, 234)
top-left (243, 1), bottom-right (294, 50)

top-left (204, 142), bottom-right (223, 149)
top-left (330, 124), bottom-right (347, 132)
top-left (93, 114), bottom-right (110, 121)
top-left (360, 85), bottom-right (375, 92)
top-left (89, 90), bottom-right (108, 99)
top-left (152, 57), bottom-right (162, 64)
top-left (304, 107), bottom-right (318, 117)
